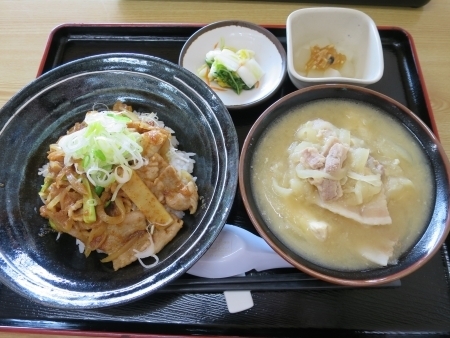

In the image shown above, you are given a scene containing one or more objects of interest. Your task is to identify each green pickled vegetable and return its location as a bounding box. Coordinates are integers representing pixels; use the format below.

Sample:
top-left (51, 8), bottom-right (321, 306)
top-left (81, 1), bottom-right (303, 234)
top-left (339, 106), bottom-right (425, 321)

top-left (214, 64), bottom-right (251, 94)
top-left (199, 43), bottom-right (265, 95)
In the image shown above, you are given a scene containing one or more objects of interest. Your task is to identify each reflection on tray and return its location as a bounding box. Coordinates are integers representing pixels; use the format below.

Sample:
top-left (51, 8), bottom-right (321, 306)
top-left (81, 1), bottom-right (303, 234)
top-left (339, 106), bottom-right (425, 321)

top-left (161, 269), bottom-right (401, 293)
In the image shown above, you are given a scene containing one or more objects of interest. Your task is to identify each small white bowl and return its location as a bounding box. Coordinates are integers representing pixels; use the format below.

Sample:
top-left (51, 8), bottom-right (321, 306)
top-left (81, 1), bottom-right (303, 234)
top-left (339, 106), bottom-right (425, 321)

top-left (179, 20), bottom-right (287, 109)
top-left (286, 7), bottom-right (384, 89)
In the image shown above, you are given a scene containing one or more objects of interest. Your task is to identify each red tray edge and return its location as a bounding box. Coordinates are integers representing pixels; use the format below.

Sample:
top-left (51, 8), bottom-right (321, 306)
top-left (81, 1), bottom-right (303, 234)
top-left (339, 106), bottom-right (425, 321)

top-left (0, 325), bottom-right (224, 338)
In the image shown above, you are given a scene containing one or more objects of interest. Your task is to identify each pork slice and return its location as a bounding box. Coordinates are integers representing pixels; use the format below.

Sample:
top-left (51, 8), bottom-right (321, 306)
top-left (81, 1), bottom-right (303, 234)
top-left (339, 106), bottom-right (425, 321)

top-left (316, 178), bottom-right (343, 201)
top-left (111, 217), bottom-right (183, 270)
top-left (315, 190), bottom-right (392, 225)
top-left (310, 142), bottom-right (348, 201)
top-left (321, 136), bottom-right (339, 157)
top-left (324, 142), bottom-right (348, 174)
top-left (299, 147), bottom-right (325, 169)
top-left (135, 153), bottom-right (169, 185)
top-left (152, 218), bottom-right (183, 253)
top-left (141, 128), bottom-right (170, 159)
top-left (112, 235), bottom-right (150, 271)
top-left (153, 165), bottom-right (199, 212)
top-left (99, 211), bottom-right (147, 255)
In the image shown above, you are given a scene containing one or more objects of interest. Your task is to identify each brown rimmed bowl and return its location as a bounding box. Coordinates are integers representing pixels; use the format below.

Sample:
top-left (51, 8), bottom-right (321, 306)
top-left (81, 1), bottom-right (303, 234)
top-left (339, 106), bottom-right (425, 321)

top-left (239, 84), bottom-right (450, 286)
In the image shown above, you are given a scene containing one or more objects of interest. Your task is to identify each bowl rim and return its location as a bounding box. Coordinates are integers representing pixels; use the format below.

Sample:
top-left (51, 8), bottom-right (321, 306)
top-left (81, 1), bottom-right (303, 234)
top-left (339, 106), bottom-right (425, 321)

top-left (286, 7), bottom-right (384, 85)
top-left (178, 19), bottom-right (287, 109)
top-left (0, 52), bottom-right (239, 308)
top-left (239, 83), bottom-right (450, 286)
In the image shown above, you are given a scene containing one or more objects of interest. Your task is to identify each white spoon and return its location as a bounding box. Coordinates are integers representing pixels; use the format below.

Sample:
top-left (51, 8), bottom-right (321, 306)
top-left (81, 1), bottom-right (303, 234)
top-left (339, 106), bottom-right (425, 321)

top-left (187, 223), bottom-right (293, 278)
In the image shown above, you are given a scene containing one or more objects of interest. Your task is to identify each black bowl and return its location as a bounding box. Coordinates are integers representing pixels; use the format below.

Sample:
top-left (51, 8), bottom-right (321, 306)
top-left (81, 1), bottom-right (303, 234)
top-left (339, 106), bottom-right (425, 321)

top-left (239, 84), bottom-right (450, 286)
top-left (0, 53), bottom-right (239, 308)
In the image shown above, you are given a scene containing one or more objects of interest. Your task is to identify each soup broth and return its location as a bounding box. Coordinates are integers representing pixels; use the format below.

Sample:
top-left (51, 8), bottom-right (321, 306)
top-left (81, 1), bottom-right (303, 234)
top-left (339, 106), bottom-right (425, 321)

top-left (251, 99), bottom-right (433, 271)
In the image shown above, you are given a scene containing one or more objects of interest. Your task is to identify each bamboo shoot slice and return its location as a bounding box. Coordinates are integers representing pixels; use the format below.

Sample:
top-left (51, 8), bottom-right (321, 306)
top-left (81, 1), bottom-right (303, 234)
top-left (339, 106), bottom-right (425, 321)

top-left (121, 171), bottom-right (173, 227)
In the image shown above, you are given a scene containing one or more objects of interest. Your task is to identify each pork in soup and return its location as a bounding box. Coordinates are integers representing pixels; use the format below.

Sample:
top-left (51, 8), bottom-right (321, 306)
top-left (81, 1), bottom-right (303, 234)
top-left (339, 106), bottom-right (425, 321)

top-left (251, 99), bottom-right (433, 270)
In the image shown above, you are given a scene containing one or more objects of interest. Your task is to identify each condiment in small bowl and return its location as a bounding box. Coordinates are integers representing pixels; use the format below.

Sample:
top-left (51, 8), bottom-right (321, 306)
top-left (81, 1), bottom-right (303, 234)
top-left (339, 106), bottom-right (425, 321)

top-left (179, 20), bottom-right (287, 110)
top-left (286, 7), bottom-right (384, 89)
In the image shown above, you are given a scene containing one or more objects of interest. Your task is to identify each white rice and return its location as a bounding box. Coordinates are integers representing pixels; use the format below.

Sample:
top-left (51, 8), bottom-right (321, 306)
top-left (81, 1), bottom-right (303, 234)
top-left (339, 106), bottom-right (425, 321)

top-left (37, 163), bottom-right (49, 177)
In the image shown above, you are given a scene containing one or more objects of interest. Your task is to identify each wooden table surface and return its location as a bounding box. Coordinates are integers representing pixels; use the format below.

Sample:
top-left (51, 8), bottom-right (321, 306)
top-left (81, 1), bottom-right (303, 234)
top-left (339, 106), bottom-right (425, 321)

top-left (0, 0), bottom-right (449, 337)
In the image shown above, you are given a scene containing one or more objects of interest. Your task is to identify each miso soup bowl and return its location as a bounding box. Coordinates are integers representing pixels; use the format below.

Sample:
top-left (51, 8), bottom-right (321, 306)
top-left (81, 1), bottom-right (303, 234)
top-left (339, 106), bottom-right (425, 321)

top-left (239, 84), bottom-right (450, 286)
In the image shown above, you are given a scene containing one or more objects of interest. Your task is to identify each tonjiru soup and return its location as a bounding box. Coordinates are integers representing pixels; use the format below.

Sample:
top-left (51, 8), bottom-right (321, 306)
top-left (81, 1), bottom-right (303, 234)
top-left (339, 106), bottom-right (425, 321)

top-left (251, 99), bottom-right (433, 271)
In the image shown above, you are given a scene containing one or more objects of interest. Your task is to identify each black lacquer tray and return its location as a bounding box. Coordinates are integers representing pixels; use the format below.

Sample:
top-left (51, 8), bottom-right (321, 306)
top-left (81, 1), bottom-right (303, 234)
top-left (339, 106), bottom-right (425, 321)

top-left (1, 24), bottom-right (449, 337)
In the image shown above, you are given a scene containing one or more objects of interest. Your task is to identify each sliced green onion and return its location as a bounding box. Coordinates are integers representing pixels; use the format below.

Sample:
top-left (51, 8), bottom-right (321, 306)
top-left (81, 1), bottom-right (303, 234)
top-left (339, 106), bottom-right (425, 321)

top-left (82, 177), bottom-right (96, 224)
top-left (93, 149), bottom-right (106, 161)
top-left (83, 155), bottom-right (91, 168)
top-left (49, 219), bottom-right (57, 230)
top-left (106, 112), bottom-right (132, 123)
top-left (95, 186), bottom-right (105, 196)
top-left (57, 110), bottom-right (144, 188)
